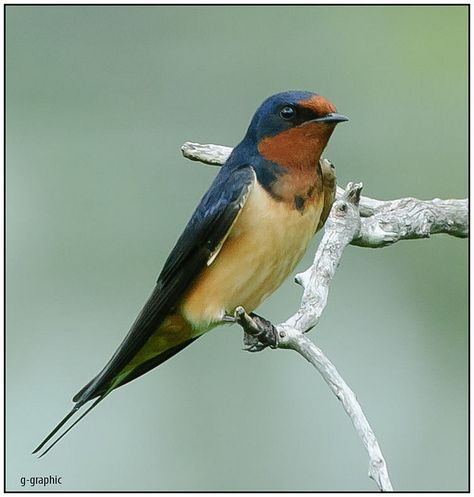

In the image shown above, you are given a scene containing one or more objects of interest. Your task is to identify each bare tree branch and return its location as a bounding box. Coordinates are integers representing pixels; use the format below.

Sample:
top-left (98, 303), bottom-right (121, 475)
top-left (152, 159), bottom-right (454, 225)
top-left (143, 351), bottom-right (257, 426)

top-left (354, 197), bottom-right (468, 247)
top-left (181, 140), bottom-right (468, 492)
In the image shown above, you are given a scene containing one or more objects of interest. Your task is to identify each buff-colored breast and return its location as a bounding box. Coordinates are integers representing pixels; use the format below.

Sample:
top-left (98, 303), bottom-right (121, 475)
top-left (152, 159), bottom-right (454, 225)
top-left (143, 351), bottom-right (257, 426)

top-left (181, 180), bottom-right (323, 330)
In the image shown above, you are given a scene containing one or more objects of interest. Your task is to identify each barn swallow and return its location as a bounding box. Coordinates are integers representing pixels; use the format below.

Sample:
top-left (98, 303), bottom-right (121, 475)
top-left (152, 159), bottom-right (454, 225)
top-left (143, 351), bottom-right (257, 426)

top-left (33, 90), bottom-right (347, 456)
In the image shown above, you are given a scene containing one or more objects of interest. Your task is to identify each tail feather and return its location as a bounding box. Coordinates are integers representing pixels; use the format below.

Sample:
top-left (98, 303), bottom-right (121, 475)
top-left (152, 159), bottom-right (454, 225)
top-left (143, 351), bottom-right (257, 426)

top-left (34, 334), bottom-right (201, 456)
top-left (32, 405), bottom-right (81, 455)
top-left (72, 378), bottom-right (95, 403)
top-left (72, 336), bottom-right (200, 404)
top-left (34, 396), bottom-right (106, 458)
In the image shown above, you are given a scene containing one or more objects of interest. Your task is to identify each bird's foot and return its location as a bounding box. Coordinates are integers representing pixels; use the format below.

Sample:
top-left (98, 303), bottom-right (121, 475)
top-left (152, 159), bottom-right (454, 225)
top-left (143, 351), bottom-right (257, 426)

top-left (243, 334), bottom-right (268, 353)
top-left (233, 307), bottom-right (279, 352)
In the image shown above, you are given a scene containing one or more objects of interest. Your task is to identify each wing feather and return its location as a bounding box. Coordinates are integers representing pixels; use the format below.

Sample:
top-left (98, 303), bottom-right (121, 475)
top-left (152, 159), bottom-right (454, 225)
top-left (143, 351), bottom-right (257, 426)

top-left (74, 165), bottom-right (256, 404)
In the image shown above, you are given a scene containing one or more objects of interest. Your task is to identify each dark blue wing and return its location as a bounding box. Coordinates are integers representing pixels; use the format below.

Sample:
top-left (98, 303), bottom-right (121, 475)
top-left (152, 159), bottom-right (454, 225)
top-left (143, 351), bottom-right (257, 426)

top-left (73, 165), bottom-right (256, 404)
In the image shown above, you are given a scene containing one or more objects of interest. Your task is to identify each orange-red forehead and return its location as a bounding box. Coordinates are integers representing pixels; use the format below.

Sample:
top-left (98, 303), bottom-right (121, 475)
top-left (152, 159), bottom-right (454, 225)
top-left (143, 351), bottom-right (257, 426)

top-left (298, 95), bottom-right (336, 115)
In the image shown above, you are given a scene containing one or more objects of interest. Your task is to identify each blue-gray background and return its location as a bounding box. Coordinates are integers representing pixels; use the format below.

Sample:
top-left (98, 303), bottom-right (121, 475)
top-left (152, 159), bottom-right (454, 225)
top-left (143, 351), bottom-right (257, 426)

top-left (6, 6), bottom-right (468, 491)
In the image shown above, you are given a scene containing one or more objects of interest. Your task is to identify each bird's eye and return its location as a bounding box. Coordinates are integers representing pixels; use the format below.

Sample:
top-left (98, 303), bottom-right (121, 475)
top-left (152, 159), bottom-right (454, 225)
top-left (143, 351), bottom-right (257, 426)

top-left (280, 105), bottom-right (296, 120)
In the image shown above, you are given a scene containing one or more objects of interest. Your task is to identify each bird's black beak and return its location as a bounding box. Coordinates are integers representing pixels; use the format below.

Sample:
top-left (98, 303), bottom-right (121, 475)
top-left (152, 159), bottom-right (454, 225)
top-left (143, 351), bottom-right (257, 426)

top-left (312, 113), bottom-right (349, 124)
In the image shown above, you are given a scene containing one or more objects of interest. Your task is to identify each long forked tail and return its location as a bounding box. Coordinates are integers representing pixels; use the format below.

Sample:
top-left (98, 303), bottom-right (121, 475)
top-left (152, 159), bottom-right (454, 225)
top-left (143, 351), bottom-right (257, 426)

top-left (33, 335), bottom-right (201, 456)
top-left (32, 395), bottom-right (107, 458)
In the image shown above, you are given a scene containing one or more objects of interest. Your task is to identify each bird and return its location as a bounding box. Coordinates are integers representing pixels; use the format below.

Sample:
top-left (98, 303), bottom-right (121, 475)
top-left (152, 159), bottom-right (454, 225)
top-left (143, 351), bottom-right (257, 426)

top-left (33, 90), bottom-right (347, 456)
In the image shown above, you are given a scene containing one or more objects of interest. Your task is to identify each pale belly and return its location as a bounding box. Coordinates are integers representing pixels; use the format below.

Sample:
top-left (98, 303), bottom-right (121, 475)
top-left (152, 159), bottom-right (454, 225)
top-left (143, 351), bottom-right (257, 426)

top-left (181, 182), bottom-right (323, 331)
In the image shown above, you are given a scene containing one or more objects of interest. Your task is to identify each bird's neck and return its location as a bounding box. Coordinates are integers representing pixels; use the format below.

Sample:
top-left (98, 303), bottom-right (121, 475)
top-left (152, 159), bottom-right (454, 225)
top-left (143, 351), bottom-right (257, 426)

top-left (254, 123), bottom-right (335, 209)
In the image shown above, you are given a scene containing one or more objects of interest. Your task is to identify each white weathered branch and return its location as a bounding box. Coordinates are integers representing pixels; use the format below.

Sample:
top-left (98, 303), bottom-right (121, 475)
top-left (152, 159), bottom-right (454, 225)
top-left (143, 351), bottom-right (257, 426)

top-left (354, 196), bottom-right (468, 247)
top-left (181, 140), bottom-right (468, 492)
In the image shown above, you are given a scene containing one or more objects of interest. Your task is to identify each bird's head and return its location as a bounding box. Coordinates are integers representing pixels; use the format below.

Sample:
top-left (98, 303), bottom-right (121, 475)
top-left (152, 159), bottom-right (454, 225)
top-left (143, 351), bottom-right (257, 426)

top-left (246, 90), bottom-right (348, 143)
top-left (238, 91), bottom-right (347, 176)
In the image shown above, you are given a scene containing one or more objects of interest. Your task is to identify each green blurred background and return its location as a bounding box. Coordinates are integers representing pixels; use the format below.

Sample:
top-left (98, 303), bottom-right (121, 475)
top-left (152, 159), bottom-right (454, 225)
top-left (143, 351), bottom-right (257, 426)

top-left (6, 5), bottom-right (468, 491)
